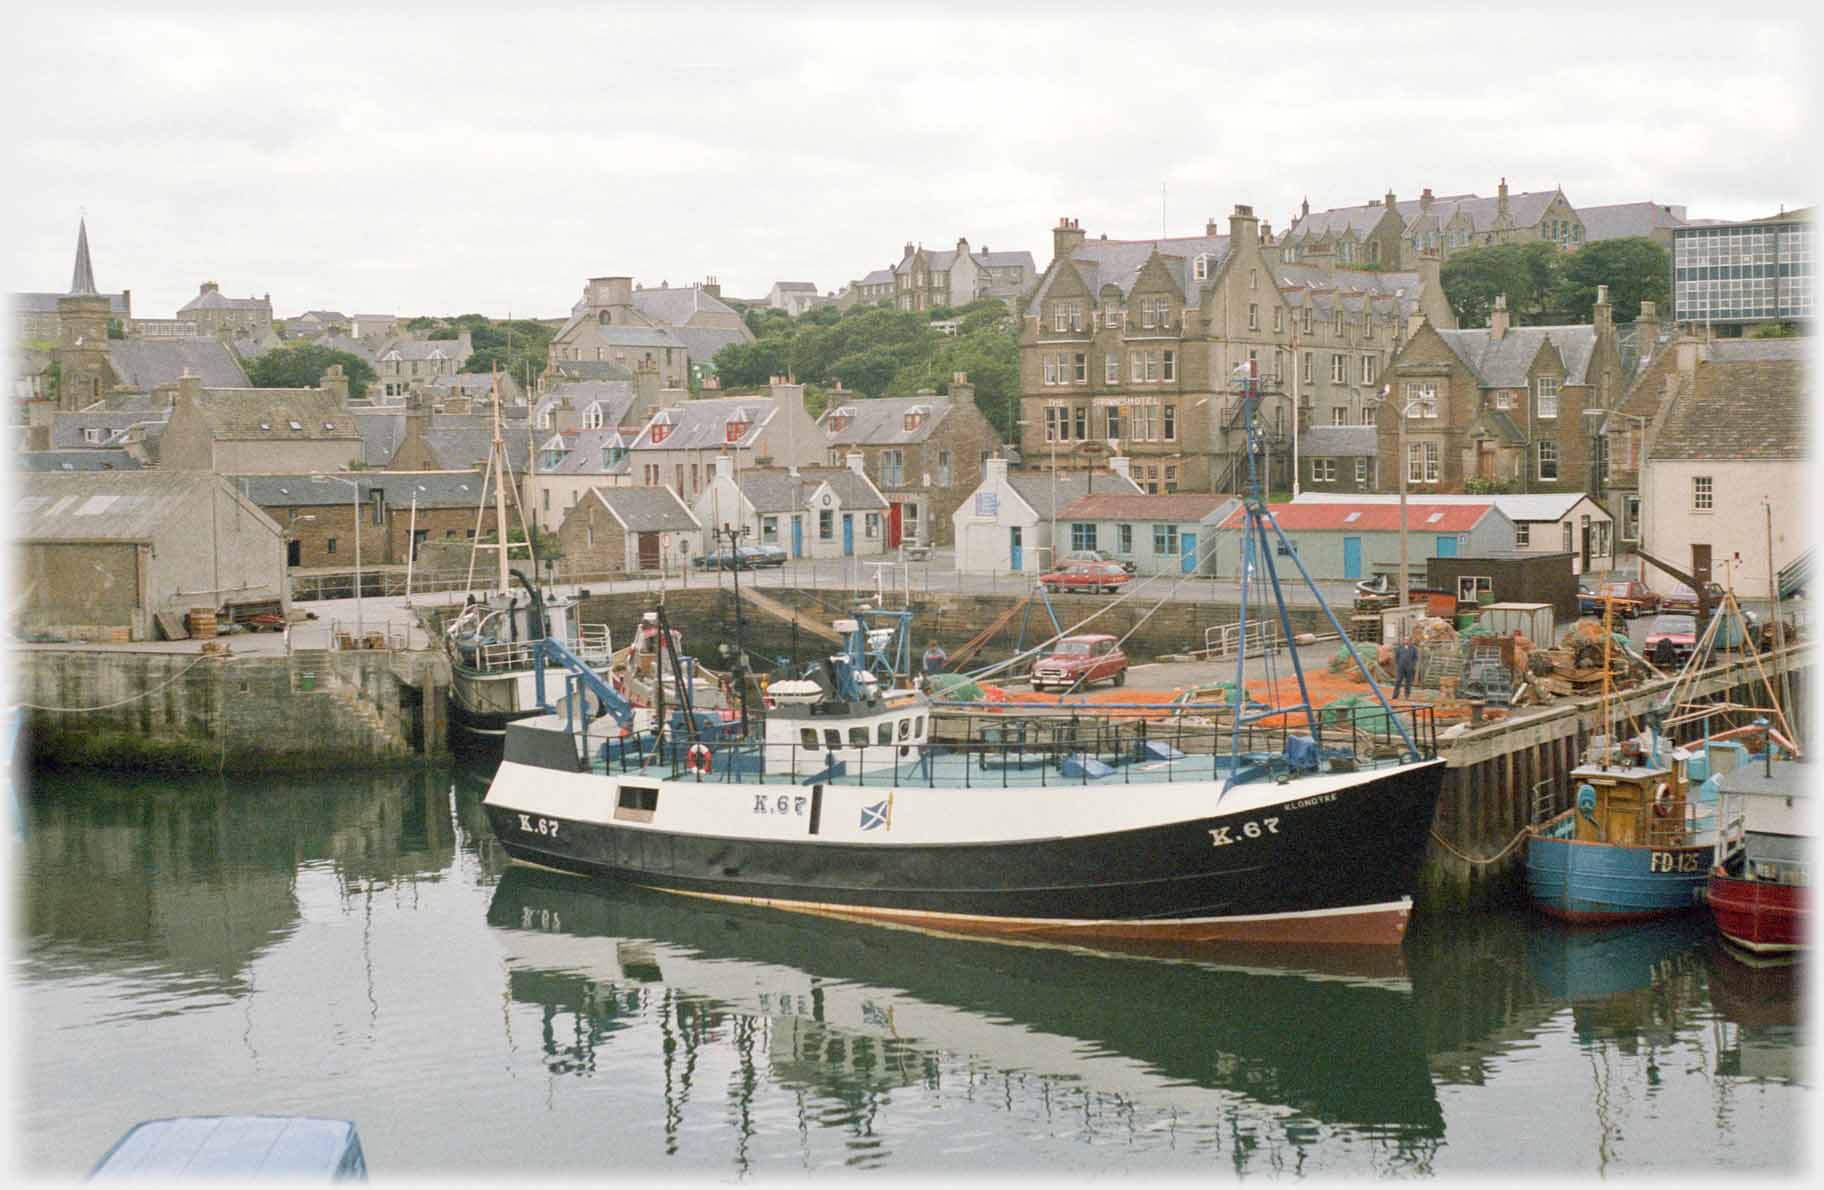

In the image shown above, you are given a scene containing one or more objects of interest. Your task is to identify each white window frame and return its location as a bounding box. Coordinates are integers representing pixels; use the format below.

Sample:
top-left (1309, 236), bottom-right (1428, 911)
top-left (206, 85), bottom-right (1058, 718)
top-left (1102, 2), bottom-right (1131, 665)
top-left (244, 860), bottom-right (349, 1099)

top-left (1405, 382), bottom-right (1439, 419)
top-left (1537, 440), bottom-right (1559, 481)
top-left (1105, 352), bottom-right (1119, 383)
top-left (1536, 375), bottom-right (1560, 420)
top-left (1248, 303), bottom-right (1259, 330)
top-left (1515, 522), bottom-right (1531, 547)
top-left (1692, 475), bottom-right (1713, 512)
top-left (1360, 354), bottom-right (1375, 384)
top-left (1312, 457), bottom-right (1336, 482)
top-left (1330, 354), bottom-right (1345, 383)
top-left (1162, 350), bottom-right (1175, 382)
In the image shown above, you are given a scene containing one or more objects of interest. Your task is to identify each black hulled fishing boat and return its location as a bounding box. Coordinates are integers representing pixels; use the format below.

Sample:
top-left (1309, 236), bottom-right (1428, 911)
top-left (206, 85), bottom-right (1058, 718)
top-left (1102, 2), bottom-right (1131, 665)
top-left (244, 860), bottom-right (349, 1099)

top-left (480, 362), bottom-right (1445, 946)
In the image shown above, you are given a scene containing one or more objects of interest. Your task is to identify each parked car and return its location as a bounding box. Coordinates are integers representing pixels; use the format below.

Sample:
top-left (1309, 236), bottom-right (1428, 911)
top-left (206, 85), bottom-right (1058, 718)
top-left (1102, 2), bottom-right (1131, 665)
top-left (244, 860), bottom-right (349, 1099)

top-left (1030, 634), bottom-right (1128, 691)
top-left (1591, 579), bottom-right (1660, 618)
top-left (1063, 549), bottom-right (1137, 575)
top-left (1039, 561), bottom-right (1131, 594)
top-left (693, 546), bottom-right (752, 571)
top-left (745, 543), bottom-right (788, 567)
top-left (1660, 582), bottom-right (1724, 615)
top-left (1642, 613), bottom-right (1698, 666)
top-left (1576, 584), bottom-right (1599, 617)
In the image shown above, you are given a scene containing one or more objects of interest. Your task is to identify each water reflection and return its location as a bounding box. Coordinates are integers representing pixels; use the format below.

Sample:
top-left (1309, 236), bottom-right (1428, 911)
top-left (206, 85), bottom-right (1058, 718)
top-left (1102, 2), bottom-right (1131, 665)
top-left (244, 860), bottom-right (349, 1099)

top-left (486, 865), bottom-right (1449, 1172)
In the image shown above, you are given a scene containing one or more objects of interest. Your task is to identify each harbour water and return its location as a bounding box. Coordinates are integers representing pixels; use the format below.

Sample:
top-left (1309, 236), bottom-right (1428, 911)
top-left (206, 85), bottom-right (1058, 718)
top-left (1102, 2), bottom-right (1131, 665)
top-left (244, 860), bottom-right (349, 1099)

top-left (16, 765), bottom-right (1809, 1178)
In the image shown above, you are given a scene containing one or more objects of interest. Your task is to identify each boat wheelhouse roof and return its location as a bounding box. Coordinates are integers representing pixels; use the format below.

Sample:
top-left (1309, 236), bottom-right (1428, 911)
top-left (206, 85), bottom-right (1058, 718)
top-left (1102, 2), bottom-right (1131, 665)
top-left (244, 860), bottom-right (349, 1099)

top-left (1715, 759), bottom-right (1809, 800)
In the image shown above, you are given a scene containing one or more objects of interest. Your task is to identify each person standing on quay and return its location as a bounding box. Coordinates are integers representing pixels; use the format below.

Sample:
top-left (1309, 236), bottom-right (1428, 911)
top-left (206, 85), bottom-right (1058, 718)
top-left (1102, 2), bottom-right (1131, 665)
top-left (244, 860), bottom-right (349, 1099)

top-left (1392, 637), bottom-right (1419, 701)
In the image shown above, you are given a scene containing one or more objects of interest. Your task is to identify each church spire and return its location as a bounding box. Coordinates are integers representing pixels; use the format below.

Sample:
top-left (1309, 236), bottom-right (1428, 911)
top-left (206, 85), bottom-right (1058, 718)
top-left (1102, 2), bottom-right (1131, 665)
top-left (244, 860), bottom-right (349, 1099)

top-left (69, 216), bottom-right (98, 296)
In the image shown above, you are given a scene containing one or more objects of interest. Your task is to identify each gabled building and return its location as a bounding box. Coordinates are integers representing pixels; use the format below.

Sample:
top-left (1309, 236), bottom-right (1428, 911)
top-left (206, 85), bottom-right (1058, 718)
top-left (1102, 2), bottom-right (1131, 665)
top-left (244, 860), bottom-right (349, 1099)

top-left (952, 458), bottom-right (1143, 574)
top-left (1298, 425), bottom-right (1381, 493)
top-left (766, 281), bottom-right (826, 315)
top-left (1639, 337), bottom-right (1807, 599)
top-left (692, 456), bottom-right (890, 560)
top-left (549, 276), bottom-right (753, 390)
top-left (557, 485), bottom-right (701, 578)
top-left (160, 374), bottom-right (363, 473)
top-left (837, 267), bottom-right (896, 310)
top-left (624, 382), bottom-right (823, 506)
top-left (816, 385), bottom-right (1002, 546)
top-left (375, 335), bottom-right (472, 398)
top-left (1285, 180), bottom-right (1586, 270)
top-left (525, 428), bottom-right (635, 530)
top-left (177, 282), bottom-right (274, 336)
top-left (1019, 205), bottom-right (1453, 496)
top-left (1577, 201), bottom-right (1690, 248)
top-left (237, 469), bottom-right (487, 569)
top-left (890, 237), bottom-right (1037, 312)
top-left (1375, 287), bottom-right (1625, 497)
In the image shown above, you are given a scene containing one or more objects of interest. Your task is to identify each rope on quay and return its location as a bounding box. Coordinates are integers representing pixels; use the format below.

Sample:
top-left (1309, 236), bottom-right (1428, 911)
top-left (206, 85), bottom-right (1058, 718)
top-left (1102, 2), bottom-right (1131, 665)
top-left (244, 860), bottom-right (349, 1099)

top-left (19, 652), bottom-right (218, 712)
top-left (1429, 826), bottom-right (1531, 866)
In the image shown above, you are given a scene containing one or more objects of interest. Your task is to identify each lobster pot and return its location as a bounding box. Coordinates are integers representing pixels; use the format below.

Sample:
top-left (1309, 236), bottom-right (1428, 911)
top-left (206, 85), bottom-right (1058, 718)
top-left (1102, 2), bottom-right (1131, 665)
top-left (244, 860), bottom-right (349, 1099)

top-left (187, 607), bottom-right (218, 639)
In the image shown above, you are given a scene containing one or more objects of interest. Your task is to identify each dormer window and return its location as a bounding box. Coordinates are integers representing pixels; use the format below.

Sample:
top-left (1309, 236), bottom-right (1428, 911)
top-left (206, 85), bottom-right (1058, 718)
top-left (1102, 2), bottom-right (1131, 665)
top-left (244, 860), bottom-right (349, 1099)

top-left (827, 405), bottom-right (854, 433)
top-left (725, 413), bottom-right (751, 443)
top-left (903, 405), bottom-right (930, 432)
top-left (288, 420), bottom-right (303, 432)
top-left (584, 403), bottom-right (605, 429)
top-left (1194, 254), bottom-right (1211, 282)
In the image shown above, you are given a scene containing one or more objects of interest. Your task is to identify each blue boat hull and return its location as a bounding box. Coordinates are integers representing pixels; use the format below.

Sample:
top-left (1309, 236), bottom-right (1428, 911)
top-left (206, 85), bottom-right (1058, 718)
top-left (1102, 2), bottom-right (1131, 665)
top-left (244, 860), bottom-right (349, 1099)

top-left (1526, 816), bottom-right (1711, 923)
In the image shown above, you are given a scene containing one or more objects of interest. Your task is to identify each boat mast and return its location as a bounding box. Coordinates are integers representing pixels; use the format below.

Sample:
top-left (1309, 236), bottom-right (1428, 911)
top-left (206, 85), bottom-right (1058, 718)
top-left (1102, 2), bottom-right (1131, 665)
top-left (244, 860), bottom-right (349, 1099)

top-left (490, 366), bottom-right (511, 594)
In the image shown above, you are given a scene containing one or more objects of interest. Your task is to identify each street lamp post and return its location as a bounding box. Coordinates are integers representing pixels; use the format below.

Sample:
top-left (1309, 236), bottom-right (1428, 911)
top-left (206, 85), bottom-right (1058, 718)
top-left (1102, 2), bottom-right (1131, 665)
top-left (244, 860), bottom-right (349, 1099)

top-left (312, 473), bottom-right (362, 639)
top-left (1369, 386), bottom-right (1429, 642)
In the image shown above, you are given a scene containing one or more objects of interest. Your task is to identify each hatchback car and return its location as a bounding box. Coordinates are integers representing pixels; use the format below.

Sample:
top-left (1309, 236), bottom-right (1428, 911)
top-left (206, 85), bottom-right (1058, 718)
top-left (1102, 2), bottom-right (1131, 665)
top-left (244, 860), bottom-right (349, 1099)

top-left (1063, 549), bottom-right (1137, 575)
top-left (1594, 579), bottom-right (1659, 618)
top-left (1039, 561), bottom-right (1131, 594)
top-left (1642, 613), bottom-right (1698, 665)
top-left (1660, 582), bottom-right (1724, 615)
top-left (1030, 634), bottom-right (1128, 691)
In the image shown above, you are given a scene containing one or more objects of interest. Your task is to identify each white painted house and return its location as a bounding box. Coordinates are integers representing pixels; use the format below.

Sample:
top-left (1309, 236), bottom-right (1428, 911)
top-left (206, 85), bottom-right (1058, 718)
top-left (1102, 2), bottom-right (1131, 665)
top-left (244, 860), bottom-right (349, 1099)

top-left (953, 458), bottom-right (1143, 574)
top-left (1639, 338), bottom-right (1808, 599)
top-left (692, 454), bottom-right (890, 559)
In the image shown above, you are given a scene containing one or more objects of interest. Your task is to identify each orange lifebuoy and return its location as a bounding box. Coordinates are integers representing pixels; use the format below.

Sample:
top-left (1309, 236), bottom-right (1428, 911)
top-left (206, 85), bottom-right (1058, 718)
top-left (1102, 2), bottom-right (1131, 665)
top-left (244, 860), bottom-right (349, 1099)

top-left (1651, 782), bottom-right (1673, 818)
top-left (687, 743), bottom-right (712, 775)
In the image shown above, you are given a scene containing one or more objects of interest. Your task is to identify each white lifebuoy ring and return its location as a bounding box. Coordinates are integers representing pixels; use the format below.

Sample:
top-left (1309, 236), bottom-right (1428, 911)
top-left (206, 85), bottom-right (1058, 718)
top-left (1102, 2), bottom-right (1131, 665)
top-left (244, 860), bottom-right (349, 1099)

top-left (687, 743), bottom-right (712, 775)
top-left (1652, 782), bottom-right (1673, 818)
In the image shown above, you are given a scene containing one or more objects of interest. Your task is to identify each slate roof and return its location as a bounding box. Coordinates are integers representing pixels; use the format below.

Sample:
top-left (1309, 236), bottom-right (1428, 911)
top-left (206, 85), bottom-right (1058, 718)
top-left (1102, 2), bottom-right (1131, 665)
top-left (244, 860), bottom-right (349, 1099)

top-left (1648, 340), bottom-right (1806, 462)
top-left (351, 409), bottom-right (406, 466)
top-left (1030, 234), bottom-right (1229, 313)
top-left (179, 289), bottom-right (270, 312)
top-left (857, 268), bottom-right (895, 287)
top-left (1058, 493), bottom-right (1236, 523)
top-left (12, 291), bottom-right (130, 316)
top-left (546, 358), bottom-right (637, 383)
top-left (411, 422), bottom-right (537, 473)
top-left (51, 410), bottom-right (164, 449)
top-left (631, 284), bottom-right (747, 329)
top-left (312, 332), bottom-right (379, 364)
top-left (14, 471), bottom-right (268, 542)
top-left (773, 281), bottom-right (819, 293)
top-left (183, 387), bottom-right (359, 442)
top-left (1577, 201), bottom-right (1689, 242)
top-left (819, 395), bottom-right (953, 445)
top-left (109, 338), bottom-right (251, 389)
top-left (1005, 470), bottom-right (1143, 518)
top-left (380, 338), bottom-right (469, 363)
top-left (630, 396), bottom-right (776, 451)
top-left (588, 486), bottom-right (700, 532)
top-left (536, 381), bottom-right (638, 429)
top-left (235, 469), bottom-right (487, 510)
top-left (1221, 501), bottom-right (1495, 533)
top-left (1298, 426), bottom-right (1379, 457)
top-left (544, 428), bottom-right (634, 475)
top-left (15, 449), bottom-right (142, 472)
top-left (1433, 324), bottom-right (1599, 388)
top-left (1492, 493), bottom-right (1599, 522)
top-left (734, 467), bottom-right (884, 512)
top-left (663, 323), bottom-right (750, 365)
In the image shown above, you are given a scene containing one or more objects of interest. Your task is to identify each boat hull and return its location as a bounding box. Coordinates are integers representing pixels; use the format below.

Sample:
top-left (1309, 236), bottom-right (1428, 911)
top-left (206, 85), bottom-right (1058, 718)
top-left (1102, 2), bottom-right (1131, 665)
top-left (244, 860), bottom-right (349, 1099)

top-left (1525, 817), bottom-right (1711, 923)
top-left (483, 757), bottom-right (1444, 947)
top-left (1708, 870), bottom-right (1808, 954)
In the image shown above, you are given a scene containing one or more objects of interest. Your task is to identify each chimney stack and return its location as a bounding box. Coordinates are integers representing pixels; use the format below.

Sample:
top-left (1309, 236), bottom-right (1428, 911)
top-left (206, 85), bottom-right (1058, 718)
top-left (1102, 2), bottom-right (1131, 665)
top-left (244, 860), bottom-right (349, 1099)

top-left (1593, 284), bottom-right (1613, 336)
top-left (1109, 455), bottom-right (1132, 482)
top-left (846, 451), bottom-right (865, 476)
top-left (1635, 299), bottom-right (1660, 348)
top-left (1420, 187), bottom-right (1434, 212)
top-left (1384, 189), bottom-right (1396, 210)
top-left (701, 275), bottom-right (721, 298)
top-left (1052, 217), bottom-right (1085, 262)
top-left (715, 454), bottom-right (734, 482)
top-left (1206, 217), bottom-right (1221, 237)
top-left (320, 362), bottom-right (349, 405)
top-left (985, 456), bottom-right (1009, 485)
top-left (1497, 176), bottom-right (1510, 214)
top-left (178, 370), bottom-right (202, 405)
top-left (1489, 293), bottom-right (1510, 340)
top-left (1227, 204), bottom-right (1260, 247)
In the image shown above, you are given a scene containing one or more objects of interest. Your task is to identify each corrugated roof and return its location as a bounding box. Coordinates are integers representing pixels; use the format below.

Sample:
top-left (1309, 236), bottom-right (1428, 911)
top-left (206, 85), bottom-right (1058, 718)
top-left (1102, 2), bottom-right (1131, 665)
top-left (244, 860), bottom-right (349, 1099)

top-left (1058, 493), bottom-right (1236, 522)
top-left (1221, 501), bottom-right (1494, 532)
top-left (589, 485), bottom-right (701, 531)
top-left (14, 471), bottom-right (270, 542)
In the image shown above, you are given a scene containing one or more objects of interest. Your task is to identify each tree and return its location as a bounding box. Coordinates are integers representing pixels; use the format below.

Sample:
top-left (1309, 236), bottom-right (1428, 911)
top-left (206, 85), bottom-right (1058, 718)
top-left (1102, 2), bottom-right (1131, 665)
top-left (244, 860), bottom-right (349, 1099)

top-left (1440, 241), bottom-right (1564, 327)
top-left (404, 316), bottom-right (440, 332)
top-left (1552, 237), bottom-right (1671, 325)
top-left (459, 317), bottom-right (556, 389)
top-left (247, 344), bottom-right (375, 399)
top-left (106, 318), bottom-right (125, 340)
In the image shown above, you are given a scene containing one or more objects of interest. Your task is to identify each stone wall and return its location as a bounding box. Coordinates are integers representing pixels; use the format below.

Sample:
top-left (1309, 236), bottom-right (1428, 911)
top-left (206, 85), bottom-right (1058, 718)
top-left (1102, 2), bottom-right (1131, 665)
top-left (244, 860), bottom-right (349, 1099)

top-left (17, 645), bottom-right (448, 773)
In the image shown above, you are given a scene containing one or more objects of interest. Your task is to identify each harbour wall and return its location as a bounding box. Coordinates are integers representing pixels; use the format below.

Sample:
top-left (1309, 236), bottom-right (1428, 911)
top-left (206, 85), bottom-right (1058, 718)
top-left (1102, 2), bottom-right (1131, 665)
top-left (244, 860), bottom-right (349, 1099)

top-left (16, 646), bottom-right (449, 774)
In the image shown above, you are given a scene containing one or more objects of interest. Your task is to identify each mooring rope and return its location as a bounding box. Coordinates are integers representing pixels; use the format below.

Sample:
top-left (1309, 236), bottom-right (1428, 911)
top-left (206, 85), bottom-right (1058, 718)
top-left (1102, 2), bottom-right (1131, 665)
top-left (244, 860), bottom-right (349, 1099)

top-left (1429, 825), bottom-right (1531, 866)
top-left (18, 651), bottom-right (219, 712)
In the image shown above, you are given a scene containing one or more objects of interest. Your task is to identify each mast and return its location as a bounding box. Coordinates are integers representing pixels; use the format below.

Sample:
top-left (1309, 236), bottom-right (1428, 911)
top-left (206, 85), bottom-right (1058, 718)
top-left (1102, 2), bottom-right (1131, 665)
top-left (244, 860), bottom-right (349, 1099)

top-left (490, 366), bottom-right (511, 593)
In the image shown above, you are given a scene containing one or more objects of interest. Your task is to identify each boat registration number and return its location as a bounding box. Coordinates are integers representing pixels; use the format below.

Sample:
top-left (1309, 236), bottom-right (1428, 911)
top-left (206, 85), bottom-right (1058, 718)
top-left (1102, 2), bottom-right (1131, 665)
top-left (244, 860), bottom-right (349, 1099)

top-left (517, 813), bottom-right (562, 838)
top-left (1209, 817), bottom-right (1280, 847)
top-left (1649, 850), bottom-right (1702, 874)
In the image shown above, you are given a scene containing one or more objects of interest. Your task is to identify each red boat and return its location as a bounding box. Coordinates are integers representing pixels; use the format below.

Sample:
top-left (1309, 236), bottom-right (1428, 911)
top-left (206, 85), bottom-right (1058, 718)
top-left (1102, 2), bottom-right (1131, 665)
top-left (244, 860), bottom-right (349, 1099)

top-left (1708, 756), bottom-right (1810, 956)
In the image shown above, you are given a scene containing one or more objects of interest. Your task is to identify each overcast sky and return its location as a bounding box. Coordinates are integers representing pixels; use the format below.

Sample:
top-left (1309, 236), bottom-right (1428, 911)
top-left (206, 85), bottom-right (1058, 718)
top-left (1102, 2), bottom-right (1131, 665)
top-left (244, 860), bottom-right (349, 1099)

top-left (5, 5), bottom-right (1814, 321)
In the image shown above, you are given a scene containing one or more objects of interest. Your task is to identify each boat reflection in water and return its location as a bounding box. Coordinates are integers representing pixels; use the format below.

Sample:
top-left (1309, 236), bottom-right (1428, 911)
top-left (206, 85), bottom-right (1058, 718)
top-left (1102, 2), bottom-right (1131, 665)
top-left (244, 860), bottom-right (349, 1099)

top-left (485, 866), bottom-right (1446, 1170)
top-left (1524, 915), bottom-right (1715, 1047)
top-left (1706, 942), bottom-right (1807, 1087)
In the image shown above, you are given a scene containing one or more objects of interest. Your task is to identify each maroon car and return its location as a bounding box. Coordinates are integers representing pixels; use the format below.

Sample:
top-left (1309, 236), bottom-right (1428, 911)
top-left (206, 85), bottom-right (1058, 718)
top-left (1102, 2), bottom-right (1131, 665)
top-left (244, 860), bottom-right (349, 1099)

top-left (1030, 634), bottom-right (1128, 692)
top-left (1660, 583), bottom-right (1724, 615)
top-left (1642, 613), bottom-right (1697, 666)
top-left (1040, 561), bottom-right (1131, 594)
top-left (1595, 579), bottom-right (1660, 619)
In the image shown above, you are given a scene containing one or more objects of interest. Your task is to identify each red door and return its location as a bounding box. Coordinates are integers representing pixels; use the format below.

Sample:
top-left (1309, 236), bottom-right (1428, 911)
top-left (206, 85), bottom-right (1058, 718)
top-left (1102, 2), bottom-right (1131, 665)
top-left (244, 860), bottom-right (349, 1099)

top-left (887, 503), bottom-right (903, 549)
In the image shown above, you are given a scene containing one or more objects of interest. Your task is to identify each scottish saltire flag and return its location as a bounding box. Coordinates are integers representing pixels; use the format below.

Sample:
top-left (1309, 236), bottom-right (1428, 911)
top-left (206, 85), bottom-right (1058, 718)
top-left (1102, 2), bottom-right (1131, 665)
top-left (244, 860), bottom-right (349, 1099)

top-left (860, 801), bottom-right (888, 831)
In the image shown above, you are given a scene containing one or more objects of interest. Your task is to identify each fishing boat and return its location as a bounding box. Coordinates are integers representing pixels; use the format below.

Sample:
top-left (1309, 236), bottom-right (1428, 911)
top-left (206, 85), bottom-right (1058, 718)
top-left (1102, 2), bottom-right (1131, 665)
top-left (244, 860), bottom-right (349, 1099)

top-left (1708, 751), bottom-right (1809, 956)
top-left (480, 364), bottom-right (1443, 947)
top-left (443, 373), bottom-right (613, 756)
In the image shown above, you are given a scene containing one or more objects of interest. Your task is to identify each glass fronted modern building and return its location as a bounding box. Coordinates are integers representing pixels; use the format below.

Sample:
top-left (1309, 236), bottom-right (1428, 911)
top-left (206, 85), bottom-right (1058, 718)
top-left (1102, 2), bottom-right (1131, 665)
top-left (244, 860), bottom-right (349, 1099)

top-left (1672, 209), bottom-right (1812, 327)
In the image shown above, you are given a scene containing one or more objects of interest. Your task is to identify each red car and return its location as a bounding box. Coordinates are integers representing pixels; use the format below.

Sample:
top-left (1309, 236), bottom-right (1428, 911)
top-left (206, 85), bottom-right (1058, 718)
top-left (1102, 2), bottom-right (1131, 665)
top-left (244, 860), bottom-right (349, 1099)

top-left (1594, 579), bottom-right (1660, 619)
top-left (1660, 582), bottom-right (1724, 615)
top-left (1041, 561), bottom-right (1131, 594)
top-left (1642, 613), bottom-right (1697, 665)
top-left (1030, 634), bottom-right (1128, 691)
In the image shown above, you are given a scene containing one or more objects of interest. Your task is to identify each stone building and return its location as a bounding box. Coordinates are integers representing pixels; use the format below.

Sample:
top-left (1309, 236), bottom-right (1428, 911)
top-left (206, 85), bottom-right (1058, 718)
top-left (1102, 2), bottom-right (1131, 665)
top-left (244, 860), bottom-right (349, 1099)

top-left (1297, 425), bottom-right (1380, 494)
top-left (1374, 288), bottom-right (1625, 498)
top-left (1577, 202), bottom-right (1690, 248)
top-left (624, 382), bottom-right (824, 507)
top-left (815, 385), bottom-right (1002, 547)
top-left (766, 281), bottom-right (827, 315)
top-left (1018, 205), bottom-right (1452, 496)
top-left (1283, 180), bottom-right (1587, 270)
top-left (238, 469), bottom-right (487, 570)
top-left (837, 267), bottom-right (897, 310)
top-left (887, 238), bottom-right (1036, 312)
top-left (548, 276), bottom-right (753, 390)
top-left (556, 486), bottom-right (701, 578)
top-left (13, 470), bottom-right (289, 641)
top-left (161, 374), bottom-right (363, 473)
top-left (692, 456), bottom-right (891, 561)
top-left (375, 335), bottom-right (473, 398)
top-left (177, 282), bottom-right (275, 336)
